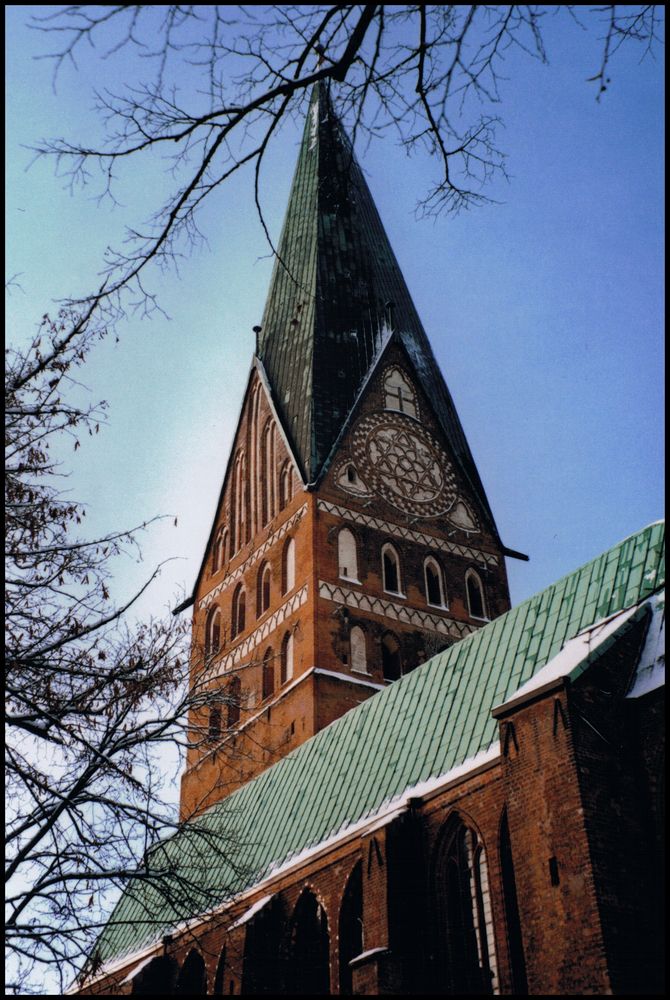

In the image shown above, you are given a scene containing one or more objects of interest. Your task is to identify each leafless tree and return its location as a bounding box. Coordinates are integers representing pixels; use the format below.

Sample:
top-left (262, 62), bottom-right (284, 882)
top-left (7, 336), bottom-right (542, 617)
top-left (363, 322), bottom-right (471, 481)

top-left (4, 306), bottom-right (259, 994)
top-left (30, 4), bottom-right (662, 319)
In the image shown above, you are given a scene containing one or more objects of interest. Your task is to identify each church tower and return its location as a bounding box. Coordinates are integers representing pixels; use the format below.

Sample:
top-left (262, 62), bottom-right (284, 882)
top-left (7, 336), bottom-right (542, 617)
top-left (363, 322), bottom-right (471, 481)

top-left (179, 85), bottom-right (513, 819)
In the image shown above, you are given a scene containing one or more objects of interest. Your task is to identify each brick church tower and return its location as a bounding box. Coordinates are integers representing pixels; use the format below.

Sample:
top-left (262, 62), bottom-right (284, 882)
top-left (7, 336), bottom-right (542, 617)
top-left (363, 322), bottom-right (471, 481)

top-left (179, 84), bottom-right (514, 819)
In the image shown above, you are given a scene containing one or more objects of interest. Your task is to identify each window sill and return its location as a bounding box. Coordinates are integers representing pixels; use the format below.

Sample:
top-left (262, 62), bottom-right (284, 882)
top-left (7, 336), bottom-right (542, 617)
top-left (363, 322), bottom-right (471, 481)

top-left (384, 589), bottom-right (406, 600)
top-left (427, 602), bottom-right (450, 612)
top-left (339, 575), bottom-right (361, 585)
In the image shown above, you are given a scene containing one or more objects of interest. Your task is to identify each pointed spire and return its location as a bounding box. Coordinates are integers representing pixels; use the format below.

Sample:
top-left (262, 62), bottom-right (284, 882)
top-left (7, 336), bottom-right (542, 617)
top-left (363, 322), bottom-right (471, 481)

top-left (258, 84), bottom-right (498, 535)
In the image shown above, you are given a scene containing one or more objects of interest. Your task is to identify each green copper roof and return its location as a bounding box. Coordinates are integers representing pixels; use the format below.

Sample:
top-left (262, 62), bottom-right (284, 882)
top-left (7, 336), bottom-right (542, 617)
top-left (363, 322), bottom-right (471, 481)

top-left (92, 520), bottom-right (664, 970)
top-left (258, 84), bottom-right (497, 532)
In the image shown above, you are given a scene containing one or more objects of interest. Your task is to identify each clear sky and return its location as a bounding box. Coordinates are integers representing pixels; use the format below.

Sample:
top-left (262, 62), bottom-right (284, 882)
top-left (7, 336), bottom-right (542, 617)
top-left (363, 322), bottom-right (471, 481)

top-left (6, 6), bottom-right (665, 625)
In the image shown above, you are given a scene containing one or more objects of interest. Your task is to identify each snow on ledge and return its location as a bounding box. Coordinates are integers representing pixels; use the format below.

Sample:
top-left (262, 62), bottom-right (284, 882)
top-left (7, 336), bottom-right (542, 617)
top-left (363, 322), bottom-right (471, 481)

top-left (229, 894), bottom-right (272, 930)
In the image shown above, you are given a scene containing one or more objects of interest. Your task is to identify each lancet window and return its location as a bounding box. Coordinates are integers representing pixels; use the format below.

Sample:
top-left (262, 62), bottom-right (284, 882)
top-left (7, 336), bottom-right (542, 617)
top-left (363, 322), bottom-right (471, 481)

top-left (279, 461), bottom-right (293, 510)
top-left (281, 631), bottom-right (294, 684)
top-left (350, 626), bottom-right (368, 674)
top-left (466, 569), bottom-right (487, 620)
top-left (382, 543), bottom-right (402, 595)
top-left (227, 676), bottom-right (241, 727)
top-left (262, 647), bottom-right (275, 700)
top-left (261, 420), bottom-right (276, 526)
top-left (205, 606), bottom-right (221, 660)
top-left (338, 528), bottom-right (359, 581)
top-left (282, 537), bottom-right (296, 594)
top-left (425, 557), bottom-right (447, 607)
top-left (433, 817), bottom-right (498, 995)
top-left (231, 585), bottom-right (246, 639)
top-left (257, 562), bottom-right (272, 617)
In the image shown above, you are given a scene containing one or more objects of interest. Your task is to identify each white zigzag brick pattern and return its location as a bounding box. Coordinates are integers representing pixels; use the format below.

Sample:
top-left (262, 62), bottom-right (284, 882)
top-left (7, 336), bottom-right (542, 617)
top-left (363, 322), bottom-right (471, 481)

top-left (208, 585), bottom-right (309, 678)
top-left (318, 581), bottom-right (476, 640)
top-left (200, 504), bottom-right (307, 609)
top-left (316, 501), bottom-right (498, 567)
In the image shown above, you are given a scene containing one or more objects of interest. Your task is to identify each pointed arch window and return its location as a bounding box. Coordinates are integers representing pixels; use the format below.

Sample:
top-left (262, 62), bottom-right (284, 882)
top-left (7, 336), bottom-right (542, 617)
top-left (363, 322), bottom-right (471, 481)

top-left (338, 528), bottom-right (359, 582)
top-left (227, 675), bottom-right (241, 728)
top-left (250, 383), bottom-right (262, 535)
top-left (208, 704), bottom-right (221, 741)
top-left (205, 607), bottom-right (221, 660)
top-left (262, 647), bottom-right (275, 700)
top-left (382, 543), bottom-right (402, 595)
top-left (381, 632), bottom-right (402, 681)
top-left (424, 557), bottom-right (447, 608)
top-left (466, 569), bottom-right (487, 620)
top-left (261, 420), bottom-right (276, 526)
top-left (231, 452), bottom-right (248, 553)
top-left (281, 631), bottom-right (294, 684)
top-left (500, 811), bottom-right (528, 995)
top-left (286, 890), bottom-right (331, 995)
top-left (282, 537), bottom-right (296, 595)
top-left (175, 950), bottom-right (207, 996)
top-left (279, 461), bottom-right (293, 511)
top-left (383, 367), bottom-right (417, 418)
top-left (212, 527), bottom-right (227, 575)
top-left (231, 585), bottom-right (246, 639)
top-left (339, 863), bottom-right (363, 995)
top-left (257, 562), bottom-right (272, 617)
top-left (434, 818), bottom-right (498, 995)
top-left (350, 626), bottom-right (368, 675)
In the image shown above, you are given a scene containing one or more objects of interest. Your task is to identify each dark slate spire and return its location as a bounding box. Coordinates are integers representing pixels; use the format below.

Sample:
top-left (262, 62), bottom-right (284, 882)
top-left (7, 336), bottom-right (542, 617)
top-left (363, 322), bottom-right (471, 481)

top-left (258, 83), bottom-right (498, 535)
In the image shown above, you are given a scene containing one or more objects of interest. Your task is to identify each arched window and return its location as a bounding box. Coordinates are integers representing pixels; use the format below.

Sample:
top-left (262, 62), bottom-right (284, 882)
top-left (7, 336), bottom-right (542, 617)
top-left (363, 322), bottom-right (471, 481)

top-left (281, 631), bottom-right (294, 684)
top-left (383, 367), bottom-right (417, 418)
top-left (261, 420), bottom-right (276, 526)
top-left (500, 811), bottom-right (528, 995)
top-left (286, 890), bottom-right (331, 995)
top-left (231, 585), bottom-right (246, 639)
top-left (339, 863), bottom-right (363, 995)
top-left (279, 461), bottom-right (293, 510)
top-left (466, 569), bottom-right (487, 620)
top-left (382, 544), bottom-right (402, 595)
top-left (381, 632), bottom-right (402, 681)
top-left (350, 626), bottom-right (368, 674)
top-left (434, 817), bottom-right (497, 995)
top-left (208, 704), bottom-right (221, 741)
top-left (205, 606), bottom-right (221, 659)
top-left (262, 647), bottom-right (275, 700)
top-left (257, 562), bottom-right (271, 617)
top-left (338, 528), bottom-right (359, 581)
top-left (227, 675), bottom-right (241, 728)
top-left (424, 557), bottom-right (446, 607)
top-left (282, 537), bottom-right (296, 594)
top-left (175, 950), bottom-right (207, 996)
top-left (231, 452), bottom-right (247, 553)
top-left (213, 947), bottom-right (227, 996)
top-left (250, 383), bottom-right (262, 535)
top-left (212, 526), bottom-right (227, 575)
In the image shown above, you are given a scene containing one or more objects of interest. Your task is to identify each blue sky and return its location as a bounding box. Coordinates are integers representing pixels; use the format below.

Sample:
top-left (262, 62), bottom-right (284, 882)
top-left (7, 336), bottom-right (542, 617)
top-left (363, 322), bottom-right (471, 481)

top-left (6, 6), bottom-right (664, 621)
